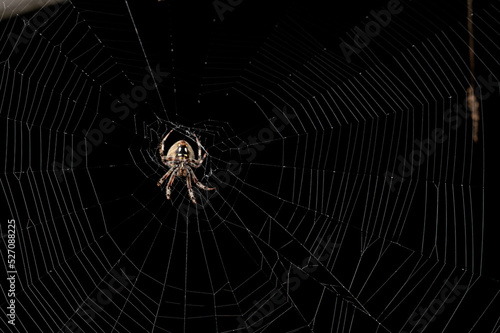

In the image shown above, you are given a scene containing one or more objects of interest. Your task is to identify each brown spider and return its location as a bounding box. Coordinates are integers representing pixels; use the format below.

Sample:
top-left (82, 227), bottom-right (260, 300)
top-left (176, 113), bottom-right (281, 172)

top-left (157, 130), bottom-right (214, 204)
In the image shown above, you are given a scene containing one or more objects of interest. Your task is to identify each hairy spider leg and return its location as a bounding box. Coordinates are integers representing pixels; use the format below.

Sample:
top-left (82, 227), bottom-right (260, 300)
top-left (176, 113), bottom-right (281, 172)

top-left (185, 173), bottom-right (197, 204)
top-left (193, 133), bottom-right (207, 164)
top-left (190, 155), bottom-right (206, 168)
top-left (187, 167), bottom-right (215, 191)
top-left (165, 168), bottom-right (178, 200)
top-left (187, 161), bottom-right (199, 169)
top-left (157, 168), bottom-right (174, 186)
top-left (159, 129), bottom-right (174, 156)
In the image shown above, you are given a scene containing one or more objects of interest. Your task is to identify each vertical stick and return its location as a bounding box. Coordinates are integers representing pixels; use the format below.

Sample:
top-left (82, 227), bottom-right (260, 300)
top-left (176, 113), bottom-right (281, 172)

top-left (467, 0), bottom-right (480, 143)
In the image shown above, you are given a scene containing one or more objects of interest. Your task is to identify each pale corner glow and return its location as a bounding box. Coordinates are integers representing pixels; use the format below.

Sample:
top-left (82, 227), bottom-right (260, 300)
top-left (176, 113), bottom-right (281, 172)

top-left (1, 0), bottom-right (66, 20)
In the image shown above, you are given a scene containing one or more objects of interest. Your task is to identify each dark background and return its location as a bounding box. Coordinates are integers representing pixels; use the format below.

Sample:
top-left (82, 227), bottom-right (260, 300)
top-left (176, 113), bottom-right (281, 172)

top-left (1, 0), bottom-right (499, 332)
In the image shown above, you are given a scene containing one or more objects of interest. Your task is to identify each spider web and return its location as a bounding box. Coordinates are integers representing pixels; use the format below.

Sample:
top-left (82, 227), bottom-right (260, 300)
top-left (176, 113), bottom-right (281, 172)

top-left (1, 0), bottom-right (499, 332)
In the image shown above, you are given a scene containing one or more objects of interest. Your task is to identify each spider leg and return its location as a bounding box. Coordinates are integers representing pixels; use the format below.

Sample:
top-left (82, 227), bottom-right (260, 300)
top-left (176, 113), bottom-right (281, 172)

top-left (197, 152), bottom-right (207, 166)
top-left (192, 132), bottom-right (207, 166)
top-left (193, 132), bottom-right (202, 160)
top-left (159, 129), bottom-right (174, 156)
top-left (188, 160), bottom-right (202, 169)
top-left (165, 168), bottom-right (178, 200)
top-left (185, 173), bottom-right (197, 204)
top-left (188, 155), bottom-right (207, 169)
top-left (157, 168), bottom-right (174, 186)
top-left (187, 166), bottom-right (215, 191)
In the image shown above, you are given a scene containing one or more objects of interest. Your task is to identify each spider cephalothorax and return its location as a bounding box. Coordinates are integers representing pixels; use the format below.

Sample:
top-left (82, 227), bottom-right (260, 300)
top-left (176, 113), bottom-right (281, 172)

top-left (157, 130), bottom-right (214, 204)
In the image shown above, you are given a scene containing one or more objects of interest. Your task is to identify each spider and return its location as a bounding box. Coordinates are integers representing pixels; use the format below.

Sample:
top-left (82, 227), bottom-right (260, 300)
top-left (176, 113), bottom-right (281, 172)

top-left (157, 130), bottom-right (214, 204)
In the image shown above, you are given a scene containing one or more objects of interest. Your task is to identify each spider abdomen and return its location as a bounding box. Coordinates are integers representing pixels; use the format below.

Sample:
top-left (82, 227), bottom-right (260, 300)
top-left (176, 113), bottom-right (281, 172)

top-left (165, 140), bottom-right (195, 161)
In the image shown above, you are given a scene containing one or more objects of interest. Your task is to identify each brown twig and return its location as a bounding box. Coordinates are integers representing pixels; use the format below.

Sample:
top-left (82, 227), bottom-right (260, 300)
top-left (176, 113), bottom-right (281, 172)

top-left (467, 0), bottom-right (479, 143)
